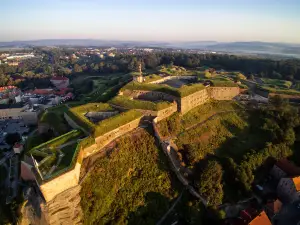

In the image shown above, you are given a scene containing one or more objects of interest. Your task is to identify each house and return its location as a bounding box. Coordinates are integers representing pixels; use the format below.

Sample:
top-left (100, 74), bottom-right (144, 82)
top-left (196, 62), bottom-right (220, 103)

top-left (270, 158), bottom-right (300, 180)
top-left (265, 199), bottom-right (282, 219)
top-left (249, 211), bottom-right (272, 225)
top-left (224, 210), bottom-right (271, 225)
top-left (277, 176), bottom-right (300, 203)
top-left (13, 143), bottom-right (24, 154)
top-left (50, 76), bottom-right (69, 89)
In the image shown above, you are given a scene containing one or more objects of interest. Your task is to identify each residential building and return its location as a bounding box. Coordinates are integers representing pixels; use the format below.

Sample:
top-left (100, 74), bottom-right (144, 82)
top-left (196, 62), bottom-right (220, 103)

top-left (0, 104), bottom-right (39, 125)
top-left (270, 159), bottom-right (300, 180)
top-left (13, 143), bottom-right (24, 154)
top-left (277, 176), bottom-right (300, 202)
top-left (50, 76), bottom-right (70, 89)
top-left (265, 199), bottom-right (282, 219)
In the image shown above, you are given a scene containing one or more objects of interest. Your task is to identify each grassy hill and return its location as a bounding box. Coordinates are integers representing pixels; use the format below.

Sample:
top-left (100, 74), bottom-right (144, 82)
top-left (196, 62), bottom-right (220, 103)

top-left (80, 130), bottom-right (178, 224)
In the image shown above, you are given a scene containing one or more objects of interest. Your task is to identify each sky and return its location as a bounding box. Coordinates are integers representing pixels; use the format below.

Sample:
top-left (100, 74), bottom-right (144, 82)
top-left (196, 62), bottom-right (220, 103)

top-left (1, 0), bottom-right (300, 43)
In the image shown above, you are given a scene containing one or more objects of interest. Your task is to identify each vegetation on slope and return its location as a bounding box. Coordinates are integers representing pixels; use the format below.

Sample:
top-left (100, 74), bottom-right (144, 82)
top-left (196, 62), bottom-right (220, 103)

top-left (109, 95), bottom-right (172, 111)
top-left (80, 130), bottom-right (177, 224)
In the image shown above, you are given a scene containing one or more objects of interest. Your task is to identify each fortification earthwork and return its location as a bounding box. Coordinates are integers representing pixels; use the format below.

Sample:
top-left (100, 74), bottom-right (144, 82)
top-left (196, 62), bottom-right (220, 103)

top-left (25, 72), bottom-right (240, 223)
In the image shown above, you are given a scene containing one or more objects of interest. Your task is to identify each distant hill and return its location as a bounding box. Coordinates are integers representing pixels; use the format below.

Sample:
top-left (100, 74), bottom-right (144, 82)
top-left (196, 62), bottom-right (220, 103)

top-left (0, 39), bottom-right (299, 58)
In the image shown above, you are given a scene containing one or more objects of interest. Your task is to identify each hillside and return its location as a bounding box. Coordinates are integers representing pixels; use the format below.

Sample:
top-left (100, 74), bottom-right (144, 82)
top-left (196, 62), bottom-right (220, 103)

top-left (80, 130), bottom-right (179, 224)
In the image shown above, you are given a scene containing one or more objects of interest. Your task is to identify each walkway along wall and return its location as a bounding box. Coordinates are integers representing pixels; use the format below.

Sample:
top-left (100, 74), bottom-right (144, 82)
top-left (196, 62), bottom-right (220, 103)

top-left (152, 120), bottom-right (208, 206)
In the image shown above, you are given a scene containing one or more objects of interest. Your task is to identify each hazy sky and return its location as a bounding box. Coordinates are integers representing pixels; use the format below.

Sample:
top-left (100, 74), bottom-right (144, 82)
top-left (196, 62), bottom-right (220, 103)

top-left (1, 0), bottom-right (300, 43)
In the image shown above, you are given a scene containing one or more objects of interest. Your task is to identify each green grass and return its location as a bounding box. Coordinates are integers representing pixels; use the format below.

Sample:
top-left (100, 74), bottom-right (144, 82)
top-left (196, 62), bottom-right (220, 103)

top-left (28, 130), bottom-right (82, 155)
top-left (211, 80), bottom-right (238, 87)
top-left (109, 95), bottom-right (172, 111)
top-left (261, 78), bottom-right (292, 88)
top-left (54, 143), bottom-right (78, 173)
top-left (181, 100), bottom-right (243, 129)
top-left (144, 74), bottom-right (163, 83)
top-left (257, 85), bottom-right (300, 96)
top-left (71, 103), bottom-right (114, 114)
top-left (121, 81), bottom-right (206, 97)
top-left (176, 111), bottom-right (269, 164)
top-left (80, 130), bottom-right (178, 224)
top-left (94, 110), bottom-right (143, 136)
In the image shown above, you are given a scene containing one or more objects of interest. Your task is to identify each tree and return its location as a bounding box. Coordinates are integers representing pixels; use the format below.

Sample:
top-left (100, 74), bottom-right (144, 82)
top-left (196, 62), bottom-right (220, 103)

top-left (197, 160), bottom-right (223, 206)
top-left (74, 64), bottom-right (82, 73)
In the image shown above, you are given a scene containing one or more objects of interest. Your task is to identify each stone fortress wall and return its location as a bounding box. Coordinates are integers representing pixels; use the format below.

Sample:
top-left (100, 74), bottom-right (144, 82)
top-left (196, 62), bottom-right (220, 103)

top-left (121, 86), bottom-right (240, 114)
top-left (34, 75), bottom-right (240, 204)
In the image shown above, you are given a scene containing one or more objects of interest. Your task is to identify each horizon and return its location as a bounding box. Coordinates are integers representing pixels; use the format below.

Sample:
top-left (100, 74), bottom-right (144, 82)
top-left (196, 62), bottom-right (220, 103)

top-left (1, 0), bottom-right (300, 43)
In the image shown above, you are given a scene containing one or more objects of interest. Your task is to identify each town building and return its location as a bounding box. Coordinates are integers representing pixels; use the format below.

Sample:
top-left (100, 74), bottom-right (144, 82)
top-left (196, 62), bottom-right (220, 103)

top-left (265, 199), bottom-right (282, 219)
top-left (0, 104), bottom-right (39, 125)
top-left (270, 158), bottom-right (300, 180)
top-left (277, 176), bottom-right (300, 203)
top-left (50, 76), bottom-right (70, 89)
top-left (13, 143), bottom-right (24, 154)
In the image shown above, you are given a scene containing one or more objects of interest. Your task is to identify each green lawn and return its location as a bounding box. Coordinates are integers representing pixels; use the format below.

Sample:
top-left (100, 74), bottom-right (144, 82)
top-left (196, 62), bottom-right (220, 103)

top-left (54, 142), bottom-right (78, 172)
top-left (261, 78), bottom-right (292, 88)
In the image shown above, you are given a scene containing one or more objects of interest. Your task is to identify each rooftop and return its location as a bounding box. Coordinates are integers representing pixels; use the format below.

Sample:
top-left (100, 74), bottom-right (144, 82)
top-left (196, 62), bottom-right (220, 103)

top-left (292, 176), bottom-right (300, 191)
top-left (275, 159), bottom-right (300, 176)
top-left (50, 76), bottom-right (69, 81)
top-left (249, 211), bottom-right (271, 225)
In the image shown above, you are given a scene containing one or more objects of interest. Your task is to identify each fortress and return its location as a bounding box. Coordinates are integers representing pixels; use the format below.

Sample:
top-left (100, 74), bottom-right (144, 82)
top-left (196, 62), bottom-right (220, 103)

top-left (24, 72), bottom-right (240, 224)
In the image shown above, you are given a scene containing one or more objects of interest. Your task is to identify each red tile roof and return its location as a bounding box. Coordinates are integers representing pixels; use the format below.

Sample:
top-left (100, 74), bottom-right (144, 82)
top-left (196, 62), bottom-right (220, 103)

top-left (51, 76), bottom-right (69, 81)
top-left (275, 159), bottom-right (300, 176)
top-left (292, 176), bottom-right (300, 191)
top-left (266, 199), bottom-right (282, 214)
top-left (249, 211), bottom-right (271, 225)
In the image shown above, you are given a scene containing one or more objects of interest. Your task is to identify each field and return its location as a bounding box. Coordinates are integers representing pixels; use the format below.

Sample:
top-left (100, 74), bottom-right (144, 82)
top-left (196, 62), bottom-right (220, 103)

top-left (261, 78), bottom-right (292, 88)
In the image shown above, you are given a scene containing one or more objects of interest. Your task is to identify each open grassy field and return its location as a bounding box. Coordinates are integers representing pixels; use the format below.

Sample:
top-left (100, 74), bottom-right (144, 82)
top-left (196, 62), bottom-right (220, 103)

top-left (261, 78), bottom-right (292, 88)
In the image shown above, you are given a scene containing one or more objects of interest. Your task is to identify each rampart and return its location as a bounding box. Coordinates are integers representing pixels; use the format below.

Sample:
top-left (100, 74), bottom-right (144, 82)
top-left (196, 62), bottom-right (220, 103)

top-left (120, 89), bottom-right (178, 102)
top-left (208, 87), bottom-right (240, 100)
top-left (110, 102), bottom-right (177, 122)
top-left (121, 86), bottom-right (240, 114)
top-left (179, 89), bottom-right (209, 114)
top-left (148, 75), bottom-right (197, 84)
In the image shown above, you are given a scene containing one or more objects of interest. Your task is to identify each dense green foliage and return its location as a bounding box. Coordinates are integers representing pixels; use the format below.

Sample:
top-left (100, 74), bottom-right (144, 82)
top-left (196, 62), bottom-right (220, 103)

top-left (80, 130), bottom-right (176, 224)
top-left (157, 112), bottom-right (182, 137)
top-left (109, 95), bottom-right (172, 111)
top-left (196, 160), bottom-right (223, 206)
top-left (261, 78), bottom-right (292, 88)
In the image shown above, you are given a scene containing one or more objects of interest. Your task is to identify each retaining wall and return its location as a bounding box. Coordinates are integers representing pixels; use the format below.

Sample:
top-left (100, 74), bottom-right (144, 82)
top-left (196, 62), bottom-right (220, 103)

top-left (179, 89), bottom-right (209, 114)
top-left (83, 116), bottom-right (142, 158)
top-left (208, 87), bottom-right (240, 100)
top-left (39, 162), bottom-right (81, 202)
